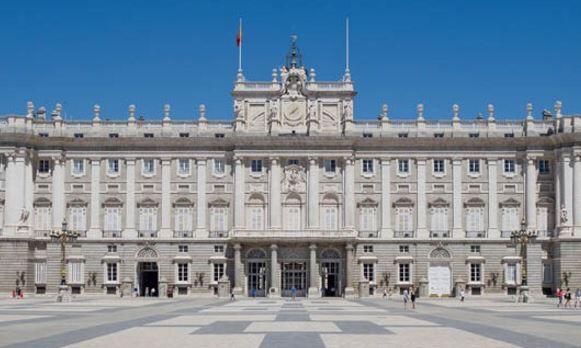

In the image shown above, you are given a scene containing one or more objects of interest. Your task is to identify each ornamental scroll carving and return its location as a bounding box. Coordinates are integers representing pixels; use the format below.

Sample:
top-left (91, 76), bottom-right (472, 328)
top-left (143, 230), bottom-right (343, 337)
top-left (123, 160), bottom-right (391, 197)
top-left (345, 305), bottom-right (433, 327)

top-left (282, 165), bottom-right (306, 193)
top-left (136, 247), bottom-right (158, 260)
top-left (430, 248), bottom-right (451, 259)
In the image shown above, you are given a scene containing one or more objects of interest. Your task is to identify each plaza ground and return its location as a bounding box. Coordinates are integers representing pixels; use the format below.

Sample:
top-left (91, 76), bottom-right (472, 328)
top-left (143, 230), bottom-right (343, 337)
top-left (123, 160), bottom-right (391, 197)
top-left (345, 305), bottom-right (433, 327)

top-left (0, 295), bottom-right (580, 347)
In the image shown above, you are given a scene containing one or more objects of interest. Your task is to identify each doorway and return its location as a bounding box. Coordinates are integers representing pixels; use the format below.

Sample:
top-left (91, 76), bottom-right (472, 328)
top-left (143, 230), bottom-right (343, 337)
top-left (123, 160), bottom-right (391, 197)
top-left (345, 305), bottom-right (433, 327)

top-left (281, 262), bottom-right (307, 297)
top-left (321, 262), bottom-right (340, 297)
top-left (137, 262), bottom-right (159, 296)
top-left (428, 263), bottom-right (451, 296)
top-left (247, 262), bottom-right (267, 297)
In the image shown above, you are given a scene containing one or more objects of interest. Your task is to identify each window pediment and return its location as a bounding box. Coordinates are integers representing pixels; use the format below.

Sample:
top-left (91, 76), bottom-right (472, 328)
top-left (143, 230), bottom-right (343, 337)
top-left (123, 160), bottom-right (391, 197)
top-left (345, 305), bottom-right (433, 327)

top-left (173, 197), bottom-right (193, 207)
top-left (500, 198), bottom-right (520, 207)
top-left (67, 198), bottom-right (87, 207)
top-left (102, 197), bottom-right (123, 207)
top-left (138, 198), bottom-right (158, 207)
top-left (358, 197), bottom-right (378, 207)
top-left (209, 198), bottom-right (229, 207)
top-left (393, 197), bottom-right (414, 208)
top-left (34, 197), bottom-right (52, 207)
top-left (428, 198), bottom-right (449, 208)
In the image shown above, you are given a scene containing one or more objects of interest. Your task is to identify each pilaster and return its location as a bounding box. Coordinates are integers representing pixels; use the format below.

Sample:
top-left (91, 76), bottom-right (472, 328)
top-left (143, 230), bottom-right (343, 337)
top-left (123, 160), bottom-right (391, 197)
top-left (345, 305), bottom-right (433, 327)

top-left (51, 155), bottom-right (65, 230)
top-left (525, 154), bottom-right (538, 230)
top-left (124, 158), bottom-right (137, 238)
top-left (87, 158), bottom-right (101, 239)
top-left (452, 158), bottom-right (463, 238)
top-left (559, 151), bottom-right (573, 237)
top-left (234, 157), bottom-right (245, 229)
top-left (344, 157), bottom-right (355, 229)
top-left (416, 158), bottom-right (427, 238)
top-left (573, 152), bottom-right (581, 236)
top-left (308, 157), bottom-right (319, 229)
top-left (380, 158), bottom-right (392, 238)
top-left (160, 158), bottom-right (172, 238)
top-left (269, 244), bottom-right (279, 297)
top-left (233, 244), bottom-right (243, 295)
top-left (344, 243), bottom-right (355, 297)
top-left (308, 244), bottom-right (320, 297)
top-left (487, 158), bottom-right (499, 238)
top-left (269, 158), bottom-right (281, 229)
top-left (196, 158), bottom-right (207, 237)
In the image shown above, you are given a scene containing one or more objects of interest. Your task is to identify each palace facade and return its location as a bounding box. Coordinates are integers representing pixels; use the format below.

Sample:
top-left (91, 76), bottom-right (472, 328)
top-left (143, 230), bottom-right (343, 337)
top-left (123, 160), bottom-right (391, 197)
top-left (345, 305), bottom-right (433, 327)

top-left (1, 41), bottom-right (581, 298)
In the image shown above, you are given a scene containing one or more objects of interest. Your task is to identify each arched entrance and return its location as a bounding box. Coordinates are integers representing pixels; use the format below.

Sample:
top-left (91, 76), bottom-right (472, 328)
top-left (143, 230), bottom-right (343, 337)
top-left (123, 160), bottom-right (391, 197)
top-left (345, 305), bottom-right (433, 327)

top-left (136, 247), bottom-right (159, 297)
top-left (428, 247), bottom-right (452, 296)
top-left (320, 248), bottom-right (342, 297)
top-left (246, 248), bottom-right (267, 297)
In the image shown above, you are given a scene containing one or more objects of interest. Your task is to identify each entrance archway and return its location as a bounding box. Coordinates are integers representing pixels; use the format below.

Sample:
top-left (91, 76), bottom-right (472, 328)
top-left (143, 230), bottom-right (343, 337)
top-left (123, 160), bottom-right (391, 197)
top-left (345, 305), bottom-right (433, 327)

top-left (428, 247), bottom-right (452, 296)
top-left (137, 262), bottom-right (159, 296)
top-left (320, 248), bottom-right (342, 297)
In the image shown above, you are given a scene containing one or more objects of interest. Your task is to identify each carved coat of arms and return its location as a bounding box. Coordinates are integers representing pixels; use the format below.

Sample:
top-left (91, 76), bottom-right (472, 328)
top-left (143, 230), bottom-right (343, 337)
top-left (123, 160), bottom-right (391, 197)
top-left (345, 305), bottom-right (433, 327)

top-left (282, 165), bottom-right (306, 192)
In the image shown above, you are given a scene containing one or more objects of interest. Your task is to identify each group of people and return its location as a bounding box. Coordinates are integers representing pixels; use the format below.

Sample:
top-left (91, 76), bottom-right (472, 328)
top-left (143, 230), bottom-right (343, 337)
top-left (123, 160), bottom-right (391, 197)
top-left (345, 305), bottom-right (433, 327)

top-left (382, 286), bottom-right (417, 310)
top-left (133, 287), bottom-right (156, 297)
top-left (556, 288), bottom-right (581, 308)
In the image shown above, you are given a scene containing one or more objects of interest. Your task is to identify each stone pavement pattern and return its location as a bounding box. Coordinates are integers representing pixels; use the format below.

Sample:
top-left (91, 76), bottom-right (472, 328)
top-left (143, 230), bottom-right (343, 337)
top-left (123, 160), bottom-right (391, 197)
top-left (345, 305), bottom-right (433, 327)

top-left (0, 296), bottom-right (581, 347)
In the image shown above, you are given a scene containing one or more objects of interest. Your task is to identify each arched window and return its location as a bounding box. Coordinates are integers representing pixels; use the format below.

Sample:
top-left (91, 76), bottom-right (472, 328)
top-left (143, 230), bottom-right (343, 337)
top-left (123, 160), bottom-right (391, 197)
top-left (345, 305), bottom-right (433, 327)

top-left (138, 198), bottom-right (158, 235)
top-left (103, 198), bottom-right (123, 233)
top-left (247, 194), bottom-right (265, 230)
top-left (34, 198), bottom-right (52, 232)
top-left (394, 198), bottom-right (414, 237)
top-left (174, 198), bottom-right (193, 233)
top-left (68, 199), bottom-right (87, 232)
top-left (536, 197), bottom-right (555, 237)
top-left (465, 198), bottom-right (485, 237)
top-left (209, 199), bottom-right (229, 232)
top-left (429, 199), bottom-right (449, 237)
top-left (358, 198), bottom-right (377, 232)
top-left (320, 193), bottom-right (340, 231)
top-left (500, 199), bottom-right (520, 237)
top-left (283, 194), bottom-right (302, 230)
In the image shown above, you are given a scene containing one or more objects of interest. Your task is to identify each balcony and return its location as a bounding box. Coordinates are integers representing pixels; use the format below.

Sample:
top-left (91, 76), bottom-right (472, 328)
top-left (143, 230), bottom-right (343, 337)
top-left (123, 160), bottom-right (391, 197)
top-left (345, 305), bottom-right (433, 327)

top-left (103, 230), bottom-right (122, 238)
top-left (209, 230), bottom-right (229, 238)
top-left (35, 230), bottom-right (51, 238)
top-left (359, 230), bottom-right (379, 238)
top-left (500, 230), bottom-right (512, 238)
top-left (138, 230), bottom-right (158, 238)
top-left (466, 230), bottom-right (486, 238)
top-left (430, 230), bottom-right (451, 238)
top-left (174, 230), bottom-right (193, 238)
top-left (394, 230), bottom-right (414, 238)
top-left (230, 228), bottom-right (357, 241)
top-left (72, 230), bottom-right (87, 238)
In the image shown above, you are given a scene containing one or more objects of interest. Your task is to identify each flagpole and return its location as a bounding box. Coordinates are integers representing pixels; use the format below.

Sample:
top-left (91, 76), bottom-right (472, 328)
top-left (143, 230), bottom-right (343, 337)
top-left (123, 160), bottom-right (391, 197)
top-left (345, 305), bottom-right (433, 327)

top-left (238, 18), bottom-right (242, 73)
top-left (345, 17), bottom-right (350, 73)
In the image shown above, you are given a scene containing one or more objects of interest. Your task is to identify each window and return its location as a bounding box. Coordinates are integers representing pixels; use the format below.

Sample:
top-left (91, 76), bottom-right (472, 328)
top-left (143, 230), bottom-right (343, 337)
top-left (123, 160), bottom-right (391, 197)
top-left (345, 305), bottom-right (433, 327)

top-left (434, 133), bottom-right (444, 138)
top-left (109, 133), bottom-right (119, 138)
top-left (322, 206), bottom-right (338, 230)
top-left (363, 133), bottom-right (373, 138)
top-left (38, 160), bottom-right (50, 173)
top-left (39, 133), bottom-right (49, 138)
top-left (213, 263), bottom-right (225, 282)
top-left (324, 159), bottom-right (336, 173)
top-left (179, 132), bottom-right (189, 138)
top-left (214, 245), bottom-right (224, 253)
top-left (399, 245), bottom-right (409, 253)
top-left (284, 206), bottom-right (301, 230)
top-left (470, 245), bottom-right (481, 253)
top-left (249, 207), bottom-right (264, 230)
top-left (287, 159), bottom-right (299, 166)
top-left (363, 245), bottom-right (374, 253)
top-left (106, 263), bottom-right (118, 283)
top-left (142, 159), bottom-right (155, 174)
top-left (68, 262), bottom-right (84, 284)
top-left (469, 159), bottom-right (480, 173)
top-left (174, 207), bottom-right (193, 232)
top-left (104, 207), bottom-right (121, 231)
top-left (178, 159), bottom-right (190, 174)
top-left (178, 245), bottom-right (189, 253)
top-left (398, 133), bottom-right (408, 138)
top-left (469, 133), bottom-right (479, 138)
top-left (360, 207), bottom-right (376, 231)
top-left (251, 160), bottom-right (263, 173)
top-left (395, 207), bottom-right (413, 232)
top-left (74, 133), bottom-right (84, 138)
top-left (501, 207), bottom-right (519, 234)
top-left (430, 207), bottom-right (448, 233)
top-left (214, 133), bottom-right (225, 138)
top-left (505, 263), bottom-right (517, 285)
top-left (362, 159), bottom-right (374, 173)
top-left (213, 159), bottom-right (225, 175)
top-left (543, 263), bottom-right (553, 284)
top-left (537, 207), bottom-right (549, 234)
top-left (538, 160), bottom-right (550, 174)
top-left (144, 133), bottom-right (154, 138)
top-left (504, 159), bottom-right (515, 173)
top-left (398, 159), bottom-right (409, 173)
top-left (139, 207), bottom-right (157, 232)
top-left (470, 263), bottom-right (482, 282)
top-left (399, 263), bottom-right (410, 282)
top-left (107, 159), bottom-right (119, 174)
top-left (107, 245), bottom-right (117, 253)
top-left (211, 207), bottom-right (228, 231)
top-left (35, 262), bottom-right (47, 284)
top-left (34, 206), bottom-right (52, 231)
top-left (466, 207), bottom-right (484, 232)
top-left (69, 207), bottom-right (86, 232)
top-left (72, 159), bottom-right (84, 175)
top-left (363, 263), bottom-right (375, 282)
top-left (433, 159), bottom-right (445, 173)
top-left (504, 133), bottom-right (514, 138)
top-left (178, 263), bottom-right (189, 282)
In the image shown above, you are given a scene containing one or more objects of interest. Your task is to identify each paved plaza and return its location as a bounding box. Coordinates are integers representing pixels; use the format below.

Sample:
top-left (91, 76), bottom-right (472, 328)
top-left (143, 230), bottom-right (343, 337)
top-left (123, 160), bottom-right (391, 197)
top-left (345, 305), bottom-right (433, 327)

top-left (0, 296), bottom-right (580, 347)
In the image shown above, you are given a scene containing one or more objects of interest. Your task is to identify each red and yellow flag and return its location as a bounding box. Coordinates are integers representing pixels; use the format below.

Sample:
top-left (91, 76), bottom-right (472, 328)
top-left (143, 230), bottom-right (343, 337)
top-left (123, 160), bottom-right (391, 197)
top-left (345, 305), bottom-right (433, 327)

top-left (236, 20), bottom-right (242, 47)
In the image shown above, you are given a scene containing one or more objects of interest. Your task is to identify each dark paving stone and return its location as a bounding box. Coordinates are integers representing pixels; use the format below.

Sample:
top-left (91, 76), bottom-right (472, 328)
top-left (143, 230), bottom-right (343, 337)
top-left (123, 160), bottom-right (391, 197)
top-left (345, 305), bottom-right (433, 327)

top-left (194, 321), bottom-right (251, 334)
top-left (334, 321), bottom-right (392, 335)
top-left (275, 313), bottom-right (311, 321)
top-left (259, 332), bottom-right (325, 348)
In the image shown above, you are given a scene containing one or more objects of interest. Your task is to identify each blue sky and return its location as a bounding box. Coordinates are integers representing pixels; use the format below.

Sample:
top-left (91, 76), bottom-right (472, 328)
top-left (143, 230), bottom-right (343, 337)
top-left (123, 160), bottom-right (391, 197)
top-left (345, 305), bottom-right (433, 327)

top-left (1, 0), bottom-right (580, 121)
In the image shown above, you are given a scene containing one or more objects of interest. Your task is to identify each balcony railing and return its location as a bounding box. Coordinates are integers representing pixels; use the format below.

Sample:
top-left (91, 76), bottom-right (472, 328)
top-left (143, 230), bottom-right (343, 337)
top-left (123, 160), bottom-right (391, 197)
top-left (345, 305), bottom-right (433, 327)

top-left (430, 230), bottom-right (451, 238)
top-left (35, 230), bottom-right (51, 238)
top-left (138, 230), bottom-right (158, 238)
top-left (174, 230), bottom-right (193, 238)
top-left (230, 229), bottom-right (357, 240)
top-left (209, 230), bottom-right (229, 238)
top-left (394, 230), bottom-right (414, 238)
top-left (359, 230), bottom-right (379, 238)
top-left (103, 230), bottom-right (122, 238)
top-left (73, 230), bottom-right (87, 238)
top-left (466, 230), bottom-right (486, 238)
top-left (500, 230), bottom-right (512, 238)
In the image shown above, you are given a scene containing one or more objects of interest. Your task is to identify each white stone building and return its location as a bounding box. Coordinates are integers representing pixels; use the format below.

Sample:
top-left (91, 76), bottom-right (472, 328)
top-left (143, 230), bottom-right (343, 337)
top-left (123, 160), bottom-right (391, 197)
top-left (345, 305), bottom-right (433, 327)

top-left (1, 40), bottom-right (580, 298)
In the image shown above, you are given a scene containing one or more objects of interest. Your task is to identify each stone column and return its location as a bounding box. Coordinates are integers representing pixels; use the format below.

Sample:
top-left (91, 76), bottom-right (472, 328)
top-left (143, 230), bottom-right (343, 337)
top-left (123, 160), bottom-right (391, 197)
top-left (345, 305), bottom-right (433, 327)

top-left (560, 152), bottom-right (573, 236)
top-left (234, 157), bottom-right (245, 229)
top-left (344, 157), bottom-right (355, 229)
top-left (124, 158), bottom-right (137, 238)
top-left (380, 158), bottom-right (392, 238)
top-left (51, 156), bottom-right (65, 230)
top-left (554, 155), bottom-right (561, 236)
top-left (525, 155), bottom-right (537, 230)
top-left (23, 155), bottom-right (34, 234)
top-left (196, 158), bottom-right (207, 237)
top-left (452, 158), bottom-right (463, 238)
top-left (269, 244), bottom-right (279, 297)
top-left (308, 158), bottom-right (319, 229)
top-left (233, 244), bottom-right (243, 295)
top-left (87, 158), bottom-right (101, 239)
top-left (344, 243), bottom-right (355, 297)
top-left (416, 159), bottom-right (427, 238)
top-left (526, 242), bottom-right (543, 295)
top-left (269, 158), bottom-right (281, 229)
top-left (487, 158), bottom-right (499, 238)
top-left (160, 158), bottom-right (172, 238)
top-left (308, 244), bottom-right (319, 297)
top-left (4, 152), bottom-right (24, 236)
top-left (573, 154), bottom-right (581, 236)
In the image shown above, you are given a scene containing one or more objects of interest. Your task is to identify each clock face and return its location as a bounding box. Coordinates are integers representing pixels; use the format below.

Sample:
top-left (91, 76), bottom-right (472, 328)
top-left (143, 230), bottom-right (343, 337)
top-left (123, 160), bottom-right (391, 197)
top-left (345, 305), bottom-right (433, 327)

top-left (284, 101), bottom-right (305, 126)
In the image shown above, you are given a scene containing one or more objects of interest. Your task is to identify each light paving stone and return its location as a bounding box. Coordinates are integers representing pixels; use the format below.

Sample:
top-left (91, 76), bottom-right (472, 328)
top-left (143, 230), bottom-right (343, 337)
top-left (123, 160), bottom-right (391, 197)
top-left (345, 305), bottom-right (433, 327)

top-left (532, 315), bottom-right (581, 323)
top-left (0, 314), bottom-right (51, 323)
top-left (245, 321), bottom-right (341, 332)
top-left (147, 315), bottom-right (275, 326)
top-left (309, 314), bottom-right (438, 326)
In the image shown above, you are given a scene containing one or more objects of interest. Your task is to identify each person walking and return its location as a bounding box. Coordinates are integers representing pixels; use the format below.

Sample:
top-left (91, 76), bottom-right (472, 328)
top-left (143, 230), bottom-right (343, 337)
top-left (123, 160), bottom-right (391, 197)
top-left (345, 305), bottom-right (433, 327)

top-left (557, 288), bottom-right (564, 308)
top-left (410, 286), bottom-right (417, 309)
top-left (575, 288), bottom-right (581, 309)
top-left (145, 287), bottom-right (150, 297)
top-left (565, 288), bottom-right (572, 308)
top-left (291, 286), bottom-right (297, 302)
top-left (151, 287), bottom-right (156, 297)
top-left (388, 287), bottom-right (393, 301)
top-left (383, 288), bottom-right (388, 301)
top-left (403, 289), bottom-right (409, 310)
top-left (230, 290), bottom-right (235, 301)
top-left (460, 288), bottom-right (466, 303)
